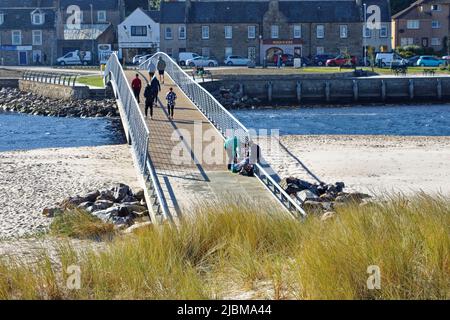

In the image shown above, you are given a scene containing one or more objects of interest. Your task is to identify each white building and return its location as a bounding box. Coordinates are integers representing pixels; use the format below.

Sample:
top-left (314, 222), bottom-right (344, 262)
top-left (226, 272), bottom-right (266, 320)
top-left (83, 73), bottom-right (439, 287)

top-left (118, 8), bottom-right (160, 63)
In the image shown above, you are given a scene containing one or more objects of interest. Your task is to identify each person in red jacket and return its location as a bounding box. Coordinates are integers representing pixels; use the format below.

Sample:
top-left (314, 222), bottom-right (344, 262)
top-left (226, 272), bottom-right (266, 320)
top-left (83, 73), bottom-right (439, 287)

top-left (131, 74), bottom-right (142, 103)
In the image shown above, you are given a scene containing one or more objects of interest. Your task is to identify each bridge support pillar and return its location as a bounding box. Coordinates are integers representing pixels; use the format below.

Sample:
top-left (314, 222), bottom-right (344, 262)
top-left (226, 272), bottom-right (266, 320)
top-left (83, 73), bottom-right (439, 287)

top-left (325, 81), bottom-right (331, 102)
top-left (381, 80), bottom-right (386, 101)
top-left (437, 79), bottom-right (442, 100)
top-left (409, 79), bottom-right (414, 100)
top-left (267, 81), bottom-right (273, 102)
top-left (352, 80), bottom-right (359, 102)
top-left (296, 81), bottom-right (302, 103)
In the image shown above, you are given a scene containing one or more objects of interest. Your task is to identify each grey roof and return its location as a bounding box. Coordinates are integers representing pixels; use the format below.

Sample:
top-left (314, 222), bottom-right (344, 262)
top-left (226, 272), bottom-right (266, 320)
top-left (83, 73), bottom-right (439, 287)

top-left (279, 1), bottom-right (361, 23)
top-left (144, 10), bottom-right (161, 23)
top-left (160, 1), bottom-right (187, 23)
top-left (0, 0), bottom-right (54, 8)
top-left (64, 24), bottom-right (111, 40)
top-left (59, 0), bottom-right (119, 10)
top-left (0, 8), bottom-right (55, 30)
top-left (161, 1), bottom-right (372, 24)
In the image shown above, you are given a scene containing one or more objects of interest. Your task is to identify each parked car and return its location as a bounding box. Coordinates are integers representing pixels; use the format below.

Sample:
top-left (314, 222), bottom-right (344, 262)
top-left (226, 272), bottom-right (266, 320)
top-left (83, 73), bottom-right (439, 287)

top-left (325, 54), bottom-right (357, 67)
top-left (56, 50), bottom-right (92, 66)
top-left (300, 56), bottom-right (313, 66)
top-left (416, 56), bottom-right (445, 67)
top-left (441, 56), bottom-right (450, 65)
top-left (132, 54), bottom-right (148, 65)
top-left (224, 55), bottom-right (251, 66)
top-left (313, 54), bottom-right (335, 66)
top-left (136, 54), bottom-right (152, 65)
top-left (185, 56), bottom-right (219, 67)
top-left (178, 52), bottom-right (200, 66)
top-left (375, 52), bottom-right (407, 67)
top-left (280, 54), bottom-right (294, 66)
top-left (406, 55), bottom-right (420, 66)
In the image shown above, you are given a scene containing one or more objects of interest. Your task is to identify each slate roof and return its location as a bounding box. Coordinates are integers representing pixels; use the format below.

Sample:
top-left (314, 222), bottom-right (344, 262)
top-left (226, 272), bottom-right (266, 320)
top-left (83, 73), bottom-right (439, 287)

top-left (144, 10), bottom-right (161, 23)
top-left (391, 0), bottom-right (424, 19)
top-left (0, 0), bottom-right (54, 8)
top-left (59, 0), bottom-right (119, 10)
top-left (159, 0), bottom-right (379, 24)
top-left (0, 8), bottom-right (55, 30)
top-left (64, 24), bottom-right (110, 40)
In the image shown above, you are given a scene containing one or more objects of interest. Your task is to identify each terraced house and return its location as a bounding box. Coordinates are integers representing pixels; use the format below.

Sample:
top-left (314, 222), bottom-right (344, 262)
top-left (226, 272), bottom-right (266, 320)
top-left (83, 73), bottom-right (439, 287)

top-left (0, 0), bottom-right (57, 66)
top-left (160, 0), bottom-right (392, 64)
top-left (392, 0), bottom-right (450, 53)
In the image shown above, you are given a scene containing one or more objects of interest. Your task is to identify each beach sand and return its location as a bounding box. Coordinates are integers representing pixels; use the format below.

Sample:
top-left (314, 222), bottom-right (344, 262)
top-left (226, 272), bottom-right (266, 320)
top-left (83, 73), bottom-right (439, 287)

top-left (0, 145), bottom-right (141, 239)
top-left (263, 135), bottom-right (450, 196)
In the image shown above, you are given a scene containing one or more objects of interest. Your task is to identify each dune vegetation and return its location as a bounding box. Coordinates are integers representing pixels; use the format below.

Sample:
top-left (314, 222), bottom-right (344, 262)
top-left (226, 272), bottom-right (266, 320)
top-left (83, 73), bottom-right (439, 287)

top-left (0, 193), bottom-right (448, 300)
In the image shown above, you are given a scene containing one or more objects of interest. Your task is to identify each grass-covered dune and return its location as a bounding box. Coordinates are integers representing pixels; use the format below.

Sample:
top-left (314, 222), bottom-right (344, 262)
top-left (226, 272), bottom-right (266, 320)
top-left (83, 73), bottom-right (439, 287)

top-left (0, 194), bottom-right (448, 300)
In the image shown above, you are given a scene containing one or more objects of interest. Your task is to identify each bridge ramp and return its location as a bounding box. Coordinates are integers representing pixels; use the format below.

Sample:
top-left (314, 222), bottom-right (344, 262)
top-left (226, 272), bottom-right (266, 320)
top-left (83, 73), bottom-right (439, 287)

top-left (126, 71), bottom-right (278, 217)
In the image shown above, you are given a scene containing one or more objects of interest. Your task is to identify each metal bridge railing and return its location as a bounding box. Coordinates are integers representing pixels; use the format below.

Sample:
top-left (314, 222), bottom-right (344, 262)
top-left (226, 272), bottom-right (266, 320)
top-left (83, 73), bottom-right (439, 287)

top-left (104, 53), bottom-right (171, 222)
top-left (140, 53), bottom-right (306, 219)
top-left (22, 71), bottom-right (79, 87)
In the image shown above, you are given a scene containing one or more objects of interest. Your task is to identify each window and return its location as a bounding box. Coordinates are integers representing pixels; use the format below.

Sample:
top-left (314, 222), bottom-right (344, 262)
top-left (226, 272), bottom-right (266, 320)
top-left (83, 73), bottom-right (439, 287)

top-left (202, 26), bottom-right (209, 39)
top-left (97, 10), bottom-right (106, 22)
top-left (12, 30), bottom-right (21, 45)
top-left (32, 30), bottom-right (42, 45)
top-left (363, 27), bottom-right (371, 38)
top-left (294, 25), bottom-right (301, 38)
top-left (225, 26), bottom-right (232, 39)
top-left (165, 27), bottom-right (173, 39)
top-left (400, 37), bottom-right (414, 46)
top-left (380, 25), bottom-right (388, 37)
top-left (316, 46), bottom-right (325, 55)
top-left (178, 26), bottom-right (186, 39)
top-left (431, 38), bottom-right (441, 46)
top-left (432, 20), bottom-right (441, 29)
top-left (407, 20), bottom-right (420, 29)
top-left (0, 13), bottom-right (4, 25)
top-left (31, 12), bottom-right (44, 25)
top-left (225, 47), bottom-right (233, 57)
top-left (248, 25), bottom-right (256, 39)
top-left (131, 26), bottom-right (147, 37)
top-left (271, 25), bottom-right (279, 39)
top-left (201, 47), bottom-right (210, 57)
top-left (339, 25), bottom-right (348, 38)
top-left (316, 25), bottom-right (324, 38)
top-left (431, 4), bottom-right (441, 11)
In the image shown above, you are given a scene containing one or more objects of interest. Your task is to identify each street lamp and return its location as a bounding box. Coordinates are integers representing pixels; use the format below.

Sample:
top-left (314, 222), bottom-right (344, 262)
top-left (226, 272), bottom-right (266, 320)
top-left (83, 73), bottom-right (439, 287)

top-left (363, 3), bottom-right (367, 67)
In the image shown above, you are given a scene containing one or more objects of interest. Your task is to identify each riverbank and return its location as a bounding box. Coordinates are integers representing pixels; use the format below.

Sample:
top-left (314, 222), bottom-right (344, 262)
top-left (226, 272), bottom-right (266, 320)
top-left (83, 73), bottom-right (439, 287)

top-left (0, 145), bottom-right (141, 239)
top-left (264, 135), bottom-right (450, 196)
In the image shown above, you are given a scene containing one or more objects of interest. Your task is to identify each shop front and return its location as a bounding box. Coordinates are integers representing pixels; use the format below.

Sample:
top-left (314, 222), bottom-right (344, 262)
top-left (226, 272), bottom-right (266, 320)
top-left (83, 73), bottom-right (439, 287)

top-left (261, 39), bottom-right (303, 65)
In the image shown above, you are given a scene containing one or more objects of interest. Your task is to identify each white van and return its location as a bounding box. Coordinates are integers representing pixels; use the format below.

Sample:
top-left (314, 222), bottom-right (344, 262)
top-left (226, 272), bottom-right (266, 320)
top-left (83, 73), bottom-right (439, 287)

top-left (57, 50), bottom-right (92, 66)
top-left (375, 52), bottom-right (407, 67)
top-left (178, 52), bottom-right (200, 66)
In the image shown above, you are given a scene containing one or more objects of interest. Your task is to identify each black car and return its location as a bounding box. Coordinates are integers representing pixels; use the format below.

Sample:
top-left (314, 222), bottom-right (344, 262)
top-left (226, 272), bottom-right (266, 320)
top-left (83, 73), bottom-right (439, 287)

top-left (406, 56), bottom-right (420, 66)
top-left (313, 54), bottom-right (335, 66)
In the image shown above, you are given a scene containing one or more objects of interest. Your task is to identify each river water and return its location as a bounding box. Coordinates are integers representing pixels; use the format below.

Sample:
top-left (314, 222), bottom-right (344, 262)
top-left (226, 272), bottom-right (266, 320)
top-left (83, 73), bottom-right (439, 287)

top-left (0, 111), bottom-right (125, 152)
top-left (232, 104), bottom-right (450, 136)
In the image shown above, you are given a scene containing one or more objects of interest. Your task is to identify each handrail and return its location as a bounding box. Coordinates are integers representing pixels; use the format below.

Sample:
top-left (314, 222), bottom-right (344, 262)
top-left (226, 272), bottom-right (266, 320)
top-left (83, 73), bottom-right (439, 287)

top-left (140, 53), bottom-right (306, 218)
top-left (104, 53), bottom-right (171, 222)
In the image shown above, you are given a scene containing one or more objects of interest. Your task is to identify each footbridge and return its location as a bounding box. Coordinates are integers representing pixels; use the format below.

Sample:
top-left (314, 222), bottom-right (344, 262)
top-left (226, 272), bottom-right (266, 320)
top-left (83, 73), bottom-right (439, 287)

top-left (104, 52), bottom-right (305, 223)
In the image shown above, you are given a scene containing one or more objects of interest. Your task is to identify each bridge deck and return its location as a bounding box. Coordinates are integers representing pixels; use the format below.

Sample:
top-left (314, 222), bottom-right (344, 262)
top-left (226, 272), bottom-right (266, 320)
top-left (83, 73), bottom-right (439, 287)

top-left (125, 71), bottom-right (278, 217)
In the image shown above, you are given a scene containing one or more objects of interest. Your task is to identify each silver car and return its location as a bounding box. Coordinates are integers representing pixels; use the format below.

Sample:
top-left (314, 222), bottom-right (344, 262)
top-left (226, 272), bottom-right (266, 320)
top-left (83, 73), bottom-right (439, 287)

top-left (186, 56), bottom-right (219, 67)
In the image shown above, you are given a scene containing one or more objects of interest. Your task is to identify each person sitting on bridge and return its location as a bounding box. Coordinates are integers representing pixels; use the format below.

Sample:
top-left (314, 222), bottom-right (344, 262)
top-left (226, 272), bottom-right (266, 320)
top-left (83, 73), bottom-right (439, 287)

top-left (165, 87), bottom-right (177, 120)
top-left (131, 74), bottom-right (142, 103)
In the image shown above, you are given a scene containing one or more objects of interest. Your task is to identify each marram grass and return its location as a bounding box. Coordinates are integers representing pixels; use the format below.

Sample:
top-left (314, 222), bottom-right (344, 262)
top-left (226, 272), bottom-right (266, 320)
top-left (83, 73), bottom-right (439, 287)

top-left (0, 193), bottom-right (448, 300)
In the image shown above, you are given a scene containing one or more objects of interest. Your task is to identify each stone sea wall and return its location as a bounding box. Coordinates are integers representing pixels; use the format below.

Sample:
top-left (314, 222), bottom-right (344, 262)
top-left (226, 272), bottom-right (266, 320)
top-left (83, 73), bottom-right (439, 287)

top-left (19, 80), bottom-right (91, 100)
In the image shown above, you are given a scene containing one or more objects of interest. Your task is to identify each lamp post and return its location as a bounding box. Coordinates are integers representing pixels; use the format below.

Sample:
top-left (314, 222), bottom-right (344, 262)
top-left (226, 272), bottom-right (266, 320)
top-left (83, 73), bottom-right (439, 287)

top-left (90, 4), bottom-right (95, 63)
top-left (363, 3), bottom-right (367, 67)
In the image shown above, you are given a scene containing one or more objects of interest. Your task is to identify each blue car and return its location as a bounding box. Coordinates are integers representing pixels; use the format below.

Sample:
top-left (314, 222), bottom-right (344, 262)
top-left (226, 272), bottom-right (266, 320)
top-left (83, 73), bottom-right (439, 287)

top-left (416, 56), bottom-right (445, 67)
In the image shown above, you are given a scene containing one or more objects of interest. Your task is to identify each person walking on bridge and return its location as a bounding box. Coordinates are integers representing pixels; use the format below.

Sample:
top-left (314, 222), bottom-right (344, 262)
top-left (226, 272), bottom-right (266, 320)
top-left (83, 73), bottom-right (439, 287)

top-left (157, 56), bottom-right (167, 84)
top-left (131, 74), bottom-right (142, 103)
top-left (147, 60), bottom-right (156, 79)
top-left (165, 87), bottom-right (177, 120)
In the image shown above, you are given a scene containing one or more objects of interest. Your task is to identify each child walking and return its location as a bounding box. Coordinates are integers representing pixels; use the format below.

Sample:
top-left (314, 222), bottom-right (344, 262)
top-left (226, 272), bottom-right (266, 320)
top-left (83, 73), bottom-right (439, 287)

top-left (166, 87), bottom-right (177, 119)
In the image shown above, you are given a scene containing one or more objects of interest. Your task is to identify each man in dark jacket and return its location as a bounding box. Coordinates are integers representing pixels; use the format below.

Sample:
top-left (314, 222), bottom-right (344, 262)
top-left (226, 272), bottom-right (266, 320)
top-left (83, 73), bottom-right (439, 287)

top-left (131, 74), bottom-right (142, 103)
top-left (150, 74), bottom-right (161, 105)
top-left (144, 84), bottom-right (154, 119)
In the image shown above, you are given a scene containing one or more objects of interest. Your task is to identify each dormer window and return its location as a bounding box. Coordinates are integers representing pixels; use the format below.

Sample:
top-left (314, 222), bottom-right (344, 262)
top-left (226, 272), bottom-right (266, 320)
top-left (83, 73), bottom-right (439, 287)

top-left (31, 9), bottom-right (45, 25)
top-left (0, 13), bottom-right (4, 25)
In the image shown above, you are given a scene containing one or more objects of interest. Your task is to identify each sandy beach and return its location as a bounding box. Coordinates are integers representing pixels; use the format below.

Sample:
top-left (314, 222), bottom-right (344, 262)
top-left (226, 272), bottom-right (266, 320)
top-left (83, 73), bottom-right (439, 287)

top-left (264, 135), bottom-right (450, 196)
top-left (0, 145), bottom-right (141, 239)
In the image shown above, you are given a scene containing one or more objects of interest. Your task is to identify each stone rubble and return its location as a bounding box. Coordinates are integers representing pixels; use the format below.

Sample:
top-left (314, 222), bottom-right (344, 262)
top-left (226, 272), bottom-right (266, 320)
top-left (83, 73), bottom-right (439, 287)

top-left (42, 183), bottom-right (149, 228)
top-left (211, 84), bottom-right (261, 109)
top-left (280, 177), bottom-right (372, 219)
top-left (0, 87), bottom-right (118, 118)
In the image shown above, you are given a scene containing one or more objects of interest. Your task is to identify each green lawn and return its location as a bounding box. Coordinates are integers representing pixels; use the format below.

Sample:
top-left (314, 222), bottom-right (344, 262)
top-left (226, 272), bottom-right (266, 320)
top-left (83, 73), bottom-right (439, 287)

top-left (77, 75), bottom-right (105, 87)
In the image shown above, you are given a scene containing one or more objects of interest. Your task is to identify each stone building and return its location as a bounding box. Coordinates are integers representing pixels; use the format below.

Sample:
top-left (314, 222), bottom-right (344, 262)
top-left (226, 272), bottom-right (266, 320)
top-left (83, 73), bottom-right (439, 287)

top-left (55, 0), bottom-right (126, 63)
top-left (0, 0), bottom-right (57, 66)
top-left (392, 0), bottom-right (450, 53)
top-left (160, 0), bottom-right (392, 64)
